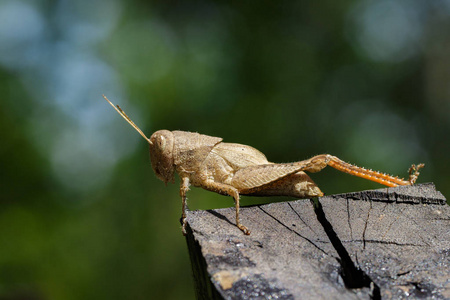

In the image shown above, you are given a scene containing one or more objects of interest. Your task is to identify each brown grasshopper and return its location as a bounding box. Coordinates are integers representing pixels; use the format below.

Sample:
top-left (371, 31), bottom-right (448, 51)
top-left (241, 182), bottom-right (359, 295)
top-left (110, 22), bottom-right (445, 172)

top-left (102, 95), bottom-right (424, 235)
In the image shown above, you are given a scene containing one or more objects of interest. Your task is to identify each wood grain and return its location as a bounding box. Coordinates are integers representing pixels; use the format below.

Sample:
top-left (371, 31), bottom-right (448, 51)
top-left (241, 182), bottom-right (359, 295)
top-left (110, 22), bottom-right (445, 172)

top-left (185, 183), bottom-right (449, 299)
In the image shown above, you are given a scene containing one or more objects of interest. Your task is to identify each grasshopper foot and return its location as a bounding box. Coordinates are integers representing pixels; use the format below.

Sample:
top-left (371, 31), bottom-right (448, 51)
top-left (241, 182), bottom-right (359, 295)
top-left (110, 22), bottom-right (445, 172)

top-left (238, 224), bottom-right (251, 235)
top-left (181, 217), bottom-right (187, 236)
top-left (408, 163), bottom-right (425, 185)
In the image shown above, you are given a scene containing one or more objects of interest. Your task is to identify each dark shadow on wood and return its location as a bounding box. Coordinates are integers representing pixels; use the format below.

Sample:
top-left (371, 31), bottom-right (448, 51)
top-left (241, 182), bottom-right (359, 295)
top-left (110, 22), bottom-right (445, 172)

top-left (313, 198), bottom-right (380, 298)
top-left (206, 210), bottom-right (235, 227)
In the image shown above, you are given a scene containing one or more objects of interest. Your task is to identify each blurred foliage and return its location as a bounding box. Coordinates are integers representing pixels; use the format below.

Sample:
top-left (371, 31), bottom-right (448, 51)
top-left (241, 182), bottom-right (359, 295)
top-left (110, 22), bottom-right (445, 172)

top-left (1, 0), bottom-right (449, 299)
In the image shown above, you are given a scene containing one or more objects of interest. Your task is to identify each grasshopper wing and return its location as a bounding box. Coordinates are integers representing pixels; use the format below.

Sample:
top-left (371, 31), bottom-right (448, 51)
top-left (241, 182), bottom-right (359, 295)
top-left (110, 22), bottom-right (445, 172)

top-left (211, 142), bottom-right (270, 169)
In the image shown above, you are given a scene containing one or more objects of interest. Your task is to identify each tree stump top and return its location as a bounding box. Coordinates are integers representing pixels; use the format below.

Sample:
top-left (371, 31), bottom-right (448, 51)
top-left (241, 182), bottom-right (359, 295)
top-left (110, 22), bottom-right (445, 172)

top-left (185, 183), bottom-right (449, 299)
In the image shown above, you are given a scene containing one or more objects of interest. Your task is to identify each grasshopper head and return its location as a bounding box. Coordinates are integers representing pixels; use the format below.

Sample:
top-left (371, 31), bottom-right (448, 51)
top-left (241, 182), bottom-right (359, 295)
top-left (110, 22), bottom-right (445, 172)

top-left (149, 130), bottom-right (175, 184)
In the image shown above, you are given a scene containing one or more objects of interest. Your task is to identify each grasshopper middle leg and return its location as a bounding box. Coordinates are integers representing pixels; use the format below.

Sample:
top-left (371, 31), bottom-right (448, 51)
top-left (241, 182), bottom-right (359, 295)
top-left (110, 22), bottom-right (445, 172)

top-left (202, 180), bottom-right (250, 235)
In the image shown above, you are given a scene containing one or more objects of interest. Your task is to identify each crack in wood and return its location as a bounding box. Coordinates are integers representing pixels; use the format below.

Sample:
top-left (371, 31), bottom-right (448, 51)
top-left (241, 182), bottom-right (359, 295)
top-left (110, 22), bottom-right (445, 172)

top-left (407, 212), bottom-right (433, 247)
top-left (313, 199), bottom-right (379, 290)
top-left (362, 201), bottom-right (372, 250)
top-left (257, 205), bottom-right (330, 256)
top-left (346, 199), bottom-right (354, 241)
top-left (313, 198), bottom-right (381, 299)
top-left (287, 202), bottom-right (317, 235)
top-left (341, 239), bottom-right (424, 247)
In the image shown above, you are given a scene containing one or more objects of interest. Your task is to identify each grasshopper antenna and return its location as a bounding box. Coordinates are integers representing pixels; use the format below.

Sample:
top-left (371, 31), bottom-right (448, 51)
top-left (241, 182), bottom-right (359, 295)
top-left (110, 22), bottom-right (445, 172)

top-left (102, 95), bottom-right (152, 145)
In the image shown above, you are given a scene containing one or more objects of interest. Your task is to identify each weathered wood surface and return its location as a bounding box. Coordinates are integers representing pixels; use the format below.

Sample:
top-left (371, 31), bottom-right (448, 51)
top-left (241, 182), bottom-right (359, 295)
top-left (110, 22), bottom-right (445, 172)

top-left (184, 183), bottom-right (450, 300)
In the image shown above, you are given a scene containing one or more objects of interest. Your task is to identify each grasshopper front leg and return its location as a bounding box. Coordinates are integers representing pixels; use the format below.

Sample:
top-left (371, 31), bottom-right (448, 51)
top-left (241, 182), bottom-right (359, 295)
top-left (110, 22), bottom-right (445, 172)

top-left (180, 177), bottom-right (190, 235)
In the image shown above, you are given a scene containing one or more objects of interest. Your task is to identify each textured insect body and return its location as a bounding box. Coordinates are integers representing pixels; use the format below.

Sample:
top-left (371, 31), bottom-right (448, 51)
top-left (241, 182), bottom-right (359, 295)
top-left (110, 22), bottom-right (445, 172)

top-left (148, 130), bottom-right (223, 184)
top-left (103, 96), bottom-right (425, 235)
top-left (173, 131), bottom-right (222, 179)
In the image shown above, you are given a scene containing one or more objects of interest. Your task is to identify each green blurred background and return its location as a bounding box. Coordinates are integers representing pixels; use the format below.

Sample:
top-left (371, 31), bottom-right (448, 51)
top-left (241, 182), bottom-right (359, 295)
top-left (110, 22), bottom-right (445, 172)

top-left (1, 0), bottom-right (449, 299)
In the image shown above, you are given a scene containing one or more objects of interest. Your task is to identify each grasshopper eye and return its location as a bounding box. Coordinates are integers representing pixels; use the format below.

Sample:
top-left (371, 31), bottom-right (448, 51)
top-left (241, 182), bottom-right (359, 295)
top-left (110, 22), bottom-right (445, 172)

top-left (159, 136), bottom-right (166, 151)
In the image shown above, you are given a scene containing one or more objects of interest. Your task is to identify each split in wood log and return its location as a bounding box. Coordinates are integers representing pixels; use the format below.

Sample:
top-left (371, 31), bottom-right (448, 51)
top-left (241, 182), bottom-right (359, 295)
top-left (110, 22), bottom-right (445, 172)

top-left (184, 183), bottom-right (450, 300)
